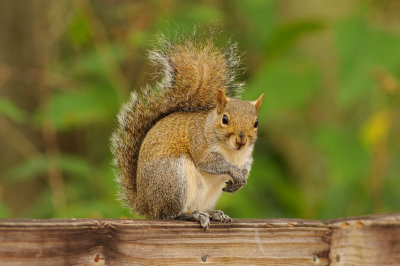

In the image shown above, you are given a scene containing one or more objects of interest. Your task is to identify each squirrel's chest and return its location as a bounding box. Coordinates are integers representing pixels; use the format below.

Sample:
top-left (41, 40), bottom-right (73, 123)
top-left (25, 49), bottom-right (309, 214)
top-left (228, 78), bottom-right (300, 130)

top-left (182, 159), bottom-right (229, 212)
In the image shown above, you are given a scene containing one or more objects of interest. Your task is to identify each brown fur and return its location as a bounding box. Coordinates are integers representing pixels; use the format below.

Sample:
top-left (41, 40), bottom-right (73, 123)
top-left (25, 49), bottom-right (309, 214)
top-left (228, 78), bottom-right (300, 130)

top-left (110, 34), bottom-right (262, 219)
top-left (136, 95), bottom-right (262, 218)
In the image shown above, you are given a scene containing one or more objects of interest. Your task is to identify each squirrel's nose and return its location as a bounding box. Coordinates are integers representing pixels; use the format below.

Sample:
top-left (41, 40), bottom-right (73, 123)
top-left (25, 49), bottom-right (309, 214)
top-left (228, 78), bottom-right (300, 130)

top-left (235, 137), bottom-right (247, 149)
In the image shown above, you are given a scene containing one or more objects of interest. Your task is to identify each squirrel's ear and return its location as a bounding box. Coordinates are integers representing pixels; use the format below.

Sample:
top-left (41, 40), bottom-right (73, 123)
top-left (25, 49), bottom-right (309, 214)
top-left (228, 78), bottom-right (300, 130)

top-left (254, 93), bottom-right (264, 113)
top-left (216, 89), bottom-right (228, 113)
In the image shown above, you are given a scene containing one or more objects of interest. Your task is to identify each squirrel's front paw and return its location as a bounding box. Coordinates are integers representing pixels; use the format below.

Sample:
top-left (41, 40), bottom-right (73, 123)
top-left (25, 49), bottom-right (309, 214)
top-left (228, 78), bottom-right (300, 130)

top-left (223, 179), bottom-right (245, 193)
top-left (223, 168), bottom-right (247, 193)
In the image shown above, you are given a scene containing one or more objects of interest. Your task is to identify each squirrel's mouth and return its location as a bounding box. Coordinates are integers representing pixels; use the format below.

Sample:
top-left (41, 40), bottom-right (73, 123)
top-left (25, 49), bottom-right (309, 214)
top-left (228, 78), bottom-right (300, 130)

top-left (235, 140), bottom-right (247, 150)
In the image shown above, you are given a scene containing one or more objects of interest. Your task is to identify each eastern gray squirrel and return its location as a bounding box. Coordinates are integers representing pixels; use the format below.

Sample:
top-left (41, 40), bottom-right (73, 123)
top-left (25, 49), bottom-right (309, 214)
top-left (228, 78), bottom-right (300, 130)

top-left (111, 34), bottom-right (263, 229)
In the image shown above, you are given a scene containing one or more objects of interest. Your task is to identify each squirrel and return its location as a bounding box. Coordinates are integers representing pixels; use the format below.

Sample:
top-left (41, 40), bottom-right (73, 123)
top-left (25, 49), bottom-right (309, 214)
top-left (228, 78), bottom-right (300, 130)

top-left (110, 33), bottom-right (264, 229)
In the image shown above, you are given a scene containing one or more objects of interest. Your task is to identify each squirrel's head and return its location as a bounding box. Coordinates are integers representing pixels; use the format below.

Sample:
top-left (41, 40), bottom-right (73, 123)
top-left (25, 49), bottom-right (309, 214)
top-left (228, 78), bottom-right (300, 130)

top-left (214, 90), bottom-right (264, 151)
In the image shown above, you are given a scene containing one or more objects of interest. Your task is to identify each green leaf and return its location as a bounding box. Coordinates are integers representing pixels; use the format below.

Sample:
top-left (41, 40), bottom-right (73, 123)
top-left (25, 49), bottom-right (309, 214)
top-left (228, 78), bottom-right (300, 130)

top-left (0, 97), bottom-right (27, 123)
top-left (127, 30), bottom-right (150, 48)
top-left (4, 155), bottom-right (48, 183)
top-left (266, 20), bottom-right (324, 58)
top-left (23, 187), bottom-right (54, 218)
top-left (253, 151), bottom-right (306, 217)
top-left (66, 199), bottom-right (128, 218)
top-left (336, 17), bottom-right (400, 107)
top-left (155, 4), bottom-right (225, 34)
top-left (314, 126), bottom-right (368, 184)
top-left (93, 164), bottom-right (120, 199)
top-left (383, 153), bottom-right (400, 212)
top-left (63, 43), bottom-right (124, 81)
top-left (59, 155), bottom-right (91, 179)
top-left (0, 202), bottom-right (10, 218)
top-left (245, 57), bottom-right (320, 120)
top-left (66, 12), bottom-right (91, 47)
top-left (38, 86), bottom-right (119, 131)
top-left (234, 0), bottom-right (277, 49)
top-left (181, 4), bottom-right (225, 24)
top-left (3, 154), bottom-right (91, 183)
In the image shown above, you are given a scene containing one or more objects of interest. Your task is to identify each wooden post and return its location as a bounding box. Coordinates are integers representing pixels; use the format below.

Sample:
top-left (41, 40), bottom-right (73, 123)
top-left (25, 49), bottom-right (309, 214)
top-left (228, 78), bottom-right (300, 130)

top-left (0, 213), bottom-right (399, 265)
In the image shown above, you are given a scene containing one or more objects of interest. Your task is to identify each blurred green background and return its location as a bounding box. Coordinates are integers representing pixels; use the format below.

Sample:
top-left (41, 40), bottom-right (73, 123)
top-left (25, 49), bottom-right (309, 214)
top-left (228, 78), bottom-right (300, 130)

top-left (0, 0), bottom-right (399, 220)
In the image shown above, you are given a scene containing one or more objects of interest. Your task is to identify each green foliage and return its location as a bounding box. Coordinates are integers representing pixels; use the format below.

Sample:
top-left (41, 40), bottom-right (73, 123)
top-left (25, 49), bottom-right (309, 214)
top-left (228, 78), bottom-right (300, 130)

top-left (67, 13), bottom-right (91, 47)
top-left (4, 155), bottom-right (48, 183)
top-left (39, 87), bottom-right (119, 130)
top-left (0, 0), bottom-right (399, 220)
top-left (337, 17), bottom-right (400, 107)
top-left (246, 57), bottom-right (320, 119)
top-left (0, 98), bottom-right (27, 123)
top-left (0, 203), bottom-right (9, 219)
top-left (266, 20), bottom-right (325, 58)
top-left (4, 154), bottom-right (91, 183)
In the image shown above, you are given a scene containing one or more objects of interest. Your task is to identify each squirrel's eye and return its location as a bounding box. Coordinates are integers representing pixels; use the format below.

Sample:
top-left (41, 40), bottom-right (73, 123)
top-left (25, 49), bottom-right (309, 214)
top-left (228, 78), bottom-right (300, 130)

top-left (254, 119), bottom-right (258, 128)
top-left (222, 114), bottom-right (228, 125)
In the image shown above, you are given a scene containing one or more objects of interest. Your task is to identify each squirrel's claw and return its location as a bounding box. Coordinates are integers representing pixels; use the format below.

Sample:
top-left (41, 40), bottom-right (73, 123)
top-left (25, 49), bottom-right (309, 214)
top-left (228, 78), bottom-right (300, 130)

top-left (177, 210), bottom-right (231, 229)
top-left (177, 211), bottom-right (210, 230)
top-left (207, 210), bottom-right (232, 223)
top-left (192, 211), bottom-right (210, 230)
top-left (223, 168), bottom-right (248, 193)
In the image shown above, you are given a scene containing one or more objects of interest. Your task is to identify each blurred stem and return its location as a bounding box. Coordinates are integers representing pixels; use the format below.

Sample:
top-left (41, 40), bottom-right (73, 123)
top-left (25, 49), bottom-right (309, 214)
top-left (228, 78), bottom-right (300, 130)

top-left (38, 2), bottom-right (68, 213)
top-left (0, 62), bottom-right (83, 90)
top-left (370, 141), bottom-right (388, 212)
top-left (0, 95), bottom-right (66, 212)
top-left (70, 0), bottom-right (128, 101)
top-left (38, 70), bottom-right (66, 211)
top-left (41, 120), bottom-right (66, 212)
top-left (0, 117), bottom-right (40, 158)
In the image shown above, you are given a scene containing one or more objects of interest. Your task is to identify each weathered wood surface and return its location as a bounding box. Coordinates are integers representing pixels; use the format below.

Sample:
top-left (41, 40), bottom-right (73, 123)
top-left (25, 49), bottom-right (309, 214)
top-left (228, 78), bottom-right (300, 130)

top-left (0, 213), bottom-right (399, 265)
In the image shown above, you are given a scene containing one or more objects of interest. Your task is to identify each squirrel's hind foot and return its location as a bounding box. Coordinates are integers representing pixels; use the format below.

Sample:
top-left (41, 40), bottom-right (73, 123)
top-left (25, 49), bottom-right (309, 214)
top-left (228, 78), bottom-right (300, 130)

top-left (176, 210), bottom-right (231, 230)
top-left (177, 211), bottom-right (210, 230)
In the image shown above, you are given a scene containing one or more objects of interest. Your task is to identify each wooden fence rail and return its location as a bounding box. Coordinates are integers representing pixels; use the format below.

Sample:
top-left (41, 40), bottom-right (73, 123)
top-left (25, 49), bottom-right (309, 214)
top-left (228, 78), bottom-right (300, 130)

top-left (0, 213), bottom-right (399, 265)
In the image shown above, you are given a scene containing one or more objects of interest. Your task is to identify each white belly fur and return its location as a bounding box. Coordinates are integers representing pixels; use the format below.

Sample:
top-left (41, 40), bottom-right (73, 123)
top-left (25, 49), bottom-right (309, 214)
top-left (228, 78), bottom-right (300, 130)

top-left (182, 145), bottom-right (253, 212)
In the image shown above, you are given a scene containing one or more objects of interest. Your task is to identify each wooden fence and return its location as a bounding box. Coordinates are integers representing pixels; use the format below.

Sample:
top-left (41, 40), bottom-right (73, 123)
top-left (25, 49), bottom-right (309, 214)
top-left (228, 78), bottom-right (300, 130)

top-left (0, 213), bottom-right (399, 265)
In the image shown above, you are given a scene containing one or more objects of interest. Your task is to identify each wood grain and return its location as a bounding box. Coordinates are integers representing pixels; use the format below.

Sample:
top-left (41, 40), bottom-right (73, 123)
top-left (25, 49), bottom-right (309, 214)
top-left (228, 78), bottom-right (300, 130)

top-left (0, 213), bottom-right (399, 265)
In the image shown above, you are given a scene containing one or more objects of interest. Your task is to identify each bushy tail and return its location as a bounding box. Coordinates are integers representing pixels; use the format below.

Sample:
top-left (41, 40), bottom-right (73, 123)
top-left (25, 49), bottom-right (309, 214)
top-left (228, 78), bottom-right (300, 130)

top-left (110, 34), bottom-right (244, 211)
